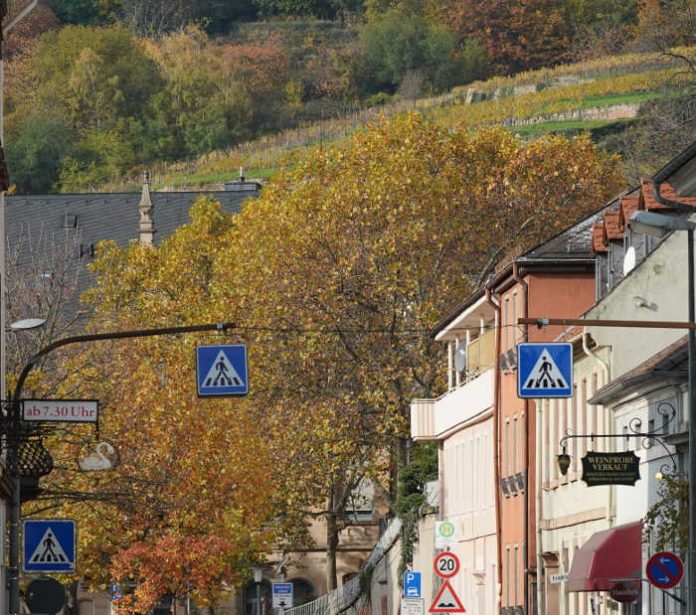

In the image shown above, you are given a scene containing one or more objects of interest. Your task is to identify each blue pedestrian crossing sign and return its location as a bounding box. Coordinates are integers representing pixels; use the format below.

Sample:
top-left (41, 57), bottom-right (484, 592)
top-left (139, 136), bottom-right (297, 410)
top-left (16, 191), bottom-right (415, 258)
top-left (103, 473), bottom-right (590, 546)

top-left (197, 345), bottom-right (248, 397)
top-left (23, 519), bottom-right (76, 573)
top-left (518, 343), bottom-right (573, 398)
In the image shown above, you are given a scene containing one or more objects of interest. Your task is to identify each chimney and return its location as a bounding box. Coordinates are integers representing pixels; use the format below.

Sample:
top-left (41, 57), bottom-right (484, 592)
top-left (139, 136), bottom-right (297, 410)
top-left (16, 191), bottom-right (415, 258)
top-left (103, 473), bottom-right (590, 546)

top-left (224, 165), bottom-right (261, 194)
top-left (139, 170), bottom-right (155, 246)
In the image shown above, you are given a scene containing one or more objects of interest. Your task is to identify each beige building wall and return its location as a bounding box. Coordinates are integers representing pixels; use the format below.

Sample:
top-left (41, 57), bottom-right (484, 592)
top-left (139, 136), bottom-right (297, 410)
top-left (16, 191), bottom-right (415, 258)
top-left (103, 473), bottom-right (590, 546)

top-left (537, 343), bottom-right (615, 615)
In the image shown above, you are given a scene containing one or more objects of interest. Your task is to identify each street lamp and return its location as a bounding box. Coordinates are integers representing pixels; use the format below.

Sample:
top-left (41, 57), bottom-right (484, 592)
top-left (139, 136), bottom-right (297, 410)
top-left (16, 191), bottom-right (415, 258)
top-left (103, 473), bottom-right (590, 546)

top-left (252, 565), bottom-right (264, 615)
top-left (629, 209), bottom-right (696, 615)
top-left (5, 321), bottom-right (236, 615)
top-left (7, 318), bottom-right (46, 332)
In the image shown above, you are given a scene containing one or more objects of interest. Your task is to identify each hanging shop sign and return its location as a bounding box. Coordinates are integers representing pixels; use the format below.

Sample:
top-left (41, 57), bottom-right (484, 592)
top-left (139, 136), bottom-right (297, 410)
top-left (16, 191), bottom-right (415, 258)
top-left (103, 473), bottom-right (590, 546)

top-left (609, 582), bottom-right (641, 604)
top-left (581, 451), bottom-right (640, 487)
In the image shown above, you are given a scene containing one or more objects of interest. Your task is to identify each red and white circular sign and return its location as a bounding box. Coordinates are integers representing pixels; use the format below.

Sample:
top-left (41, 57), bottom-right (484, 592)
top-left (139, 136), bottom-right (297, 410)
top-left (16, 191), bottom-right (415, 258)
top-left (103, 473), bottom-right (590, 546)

top-left (434, 552), bottom-right (460, 579)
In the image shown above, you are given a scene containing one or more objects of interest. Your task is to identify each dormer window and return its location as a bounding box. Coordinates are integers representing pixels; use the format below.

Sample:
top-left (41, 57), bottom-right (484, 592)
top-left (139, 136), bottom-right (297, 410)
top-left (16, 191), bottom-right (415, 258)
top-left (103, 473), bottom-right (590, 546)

top-left (62, 213), bottom-right (77, 229)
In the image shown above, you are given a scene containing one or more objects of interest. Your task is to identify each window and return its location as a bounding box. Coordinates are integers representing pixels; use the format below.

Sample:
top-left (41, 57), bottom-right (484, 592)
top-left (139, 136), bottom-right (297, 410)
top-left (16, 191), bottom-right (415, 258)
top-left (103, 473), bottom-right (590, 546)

top-left (344, 479), bottom-right (374, 522)
top-left (506, 547), bottom-right (511, 606)
top-left (244, 580), bottom-right (272, 615)
top-left (505, 420), bottom-right (511, 477)
top-left (572, 384), bottom-right (578, 472)
top-left (512, 292), bottom-right (518, 346)
top-left (504, 298), bottom-right (510, 349)
top-left (513, 416), bottom-right (518, 474)
top-left (290, 579), bottom-right (317, 606)
top-left (513, 545), bottom-right (519, 606)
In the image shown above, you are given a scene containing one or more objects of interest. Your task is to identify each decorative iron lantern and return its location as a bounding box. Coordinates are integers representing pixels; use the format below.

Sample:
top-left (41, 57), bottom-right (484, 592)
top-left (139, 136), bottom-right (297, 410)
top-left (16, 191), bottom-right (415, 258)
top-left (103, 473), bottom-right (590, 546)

top-left (557, 447), bottom-right (571, 476)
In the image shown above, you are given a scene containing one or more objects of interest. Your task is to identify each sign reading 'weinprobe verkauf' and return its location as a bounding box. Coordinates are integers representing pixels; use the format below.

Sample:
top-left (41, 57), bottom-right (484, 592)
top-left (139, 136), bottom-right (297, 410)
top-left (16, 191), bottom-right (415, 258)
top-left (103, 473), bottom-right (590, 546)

top-left (581, 451), bottom-right (641, 486)
top-left (23, 400), bottom-right (99, 423)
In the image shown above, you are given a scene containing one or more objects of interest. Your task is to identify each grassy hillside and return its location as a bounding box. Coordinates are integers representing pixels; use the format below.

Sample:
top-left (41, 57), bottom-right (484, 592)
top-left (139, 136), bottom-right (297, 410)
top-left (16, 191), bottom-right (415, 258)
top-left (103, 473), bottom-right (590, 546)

top-left (102, 47), bottom-right (693, 192)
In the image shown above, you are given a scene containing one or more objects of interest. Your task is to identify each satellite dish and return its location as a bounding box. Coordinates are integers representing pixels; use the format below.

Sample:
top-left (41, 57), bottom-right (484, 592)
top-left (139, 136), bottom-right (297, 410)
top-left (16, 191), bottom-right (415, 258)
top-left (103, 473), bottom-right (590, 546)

top-left (454, 342), bottom-right (467, 374)
top-left (623, 246), bottom-right (636, 276)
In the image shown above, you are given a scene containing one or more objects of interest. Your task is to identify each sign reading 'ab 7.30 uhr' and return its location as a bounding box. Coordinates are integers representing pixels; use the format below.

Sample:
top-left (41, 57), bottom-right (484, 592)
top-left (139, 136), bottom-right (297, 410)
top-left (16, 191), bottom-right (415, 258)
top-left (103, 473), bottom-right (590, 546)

top-left (581, 451), bottom-right (640, 486)
top-left (23, 400), bottom-right (99, 423)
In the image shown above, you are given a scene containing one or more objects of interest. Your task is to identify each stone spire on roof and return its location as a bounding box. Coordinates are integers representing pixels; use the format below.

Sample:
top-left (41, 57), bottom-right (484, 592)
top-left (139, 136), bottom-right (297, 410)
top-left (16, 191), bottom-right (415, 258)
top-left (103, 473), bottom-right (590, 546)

top-left (139, 170), bottom-right (155, 245)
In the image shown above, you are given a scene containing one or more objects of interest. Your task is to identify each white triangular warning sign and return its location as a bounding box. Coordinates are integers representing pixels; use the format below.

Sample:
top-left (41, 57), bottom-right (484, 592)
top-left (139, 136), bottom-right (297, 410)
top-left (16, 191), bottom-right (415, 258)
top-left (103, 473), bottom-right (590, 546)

top-left (202, 351), bottom-right (244, 388)
top-left (429, 580), bottom-right (466, 613)
top-left (28, 528), bottom-right (70, 564)
top-left (522, 350), bottom-right (569, 390)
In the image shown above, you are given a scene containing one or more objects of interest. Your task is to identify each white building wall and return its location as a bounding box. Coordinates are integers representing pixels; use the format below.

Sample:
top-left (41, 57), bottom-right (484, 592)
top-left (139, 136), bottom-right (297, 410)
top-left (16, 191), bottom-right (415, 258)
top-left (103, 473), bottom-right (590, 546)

top-left (441, 413), bottom-right (497, 615)
top-left (586, 223), bottom-right (694, 377)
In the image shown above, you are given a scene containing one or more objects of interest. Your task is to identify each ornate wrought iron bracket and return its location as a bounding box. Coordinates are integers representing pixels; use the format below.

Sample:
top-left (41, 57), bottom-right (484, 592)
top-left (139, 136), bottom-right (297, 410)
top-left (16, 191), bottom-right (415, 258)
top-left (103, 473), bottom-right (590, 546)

top-left (557, 402), bottom-right (678, 476)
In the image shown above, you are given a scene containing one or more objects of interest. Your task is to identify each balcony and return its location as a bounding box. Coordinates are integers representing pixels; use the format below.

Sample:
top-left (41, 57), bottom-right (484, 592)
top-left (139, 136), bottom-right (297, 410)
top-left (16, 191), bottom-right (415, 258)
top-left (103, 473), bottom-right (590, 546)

top-left (465, 329), bottom-right (496, 380)
top-left (411, 368), bottom-right (494, 440)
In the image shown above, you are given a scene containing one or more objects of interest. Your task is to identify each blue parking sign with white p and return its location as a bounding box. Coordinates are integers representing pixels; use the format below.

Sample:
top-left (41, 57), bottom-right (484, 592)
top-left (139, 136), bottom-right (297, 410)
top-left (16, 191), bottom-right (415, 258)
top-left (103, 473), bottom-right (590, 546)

top-left (23, 519), bottom-right (76, 573)
top-left (403, 571), bottom-right (422, 598)
top-left (196, 345), bottom-right (248, 397)
top-left (518, 343), bottom-right (573, 399)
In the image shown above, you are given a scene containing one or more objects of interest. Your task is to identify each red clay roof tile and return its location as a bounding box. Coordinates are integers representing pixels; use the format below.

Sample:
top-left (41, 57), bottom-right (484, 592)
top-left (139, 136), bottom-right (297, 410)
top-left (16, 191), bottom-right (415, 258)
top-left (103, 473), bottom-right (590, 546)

top-left (592, 223), bottom-right (608, 253)
top-left (603, 210), bottom-right (623, 240)
top-left (641, 178), bottom-right (696, 211)
top-left (619, 196), bottom-right (639, 228)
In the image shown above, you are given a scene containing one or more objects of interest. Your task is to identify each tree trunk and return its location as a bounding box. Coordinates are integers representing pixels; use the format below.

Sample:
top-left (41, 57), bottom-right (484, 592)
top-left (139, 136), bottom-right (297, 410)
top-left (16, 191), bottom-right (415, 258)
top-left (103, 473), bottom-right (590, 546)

top-left (326, 507), bottom-right (340, 592)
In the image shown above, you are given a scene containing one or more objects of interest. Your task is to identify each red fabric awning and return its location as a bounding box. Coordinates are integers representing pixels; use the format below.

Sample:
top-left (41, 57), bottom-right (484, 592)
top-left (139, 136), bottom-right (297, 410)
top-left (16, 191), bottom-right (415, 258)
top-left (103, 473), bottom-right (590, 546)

top-left (567, 521), bottom-right (642, 592)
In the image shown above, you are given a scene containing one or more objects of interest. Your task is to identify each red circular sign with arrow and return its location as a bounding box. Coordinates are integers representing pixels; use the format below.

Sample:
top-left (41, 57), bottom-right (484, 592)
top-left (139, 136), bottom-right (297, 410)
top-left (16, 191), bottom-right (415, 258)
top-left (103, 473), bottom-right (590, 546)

top-left (434, 552), bottom-right (460, 579)
top-left (646, 551), bottom-right (684, 589)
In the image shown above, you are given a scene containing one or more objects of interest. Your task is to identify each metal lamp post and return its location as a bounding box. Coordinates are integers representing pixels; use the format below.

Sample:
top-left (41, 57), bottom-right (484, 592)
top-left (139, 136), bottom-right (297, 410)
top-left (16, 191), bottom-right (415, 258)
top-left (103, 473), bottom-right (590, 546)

top-left (5, 321), bottom-right (236, 615)
top-left (252, 565), bottom-right (264, 615)
top-left (630, 210), bottom-right (696, 615)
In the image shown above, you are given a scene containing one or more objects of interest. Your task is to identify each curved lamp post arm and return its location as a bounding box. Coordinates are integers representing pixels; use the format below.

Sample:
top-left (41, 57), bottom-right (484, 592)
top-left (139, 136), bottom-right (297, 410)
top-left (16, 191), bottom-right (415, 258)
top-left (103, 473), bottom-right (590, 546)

top-left (11, 321), bottom-right (237, 403)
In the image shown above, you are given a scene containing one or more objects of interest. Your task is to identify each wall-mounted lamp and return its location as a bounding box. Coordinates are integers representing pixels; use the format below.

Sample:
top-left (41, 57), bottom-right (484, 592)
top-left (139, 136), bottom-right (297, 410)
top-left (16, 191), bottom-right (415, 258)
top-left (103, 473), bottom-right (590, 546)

top-left (557, 446), bottom-right (571, 476)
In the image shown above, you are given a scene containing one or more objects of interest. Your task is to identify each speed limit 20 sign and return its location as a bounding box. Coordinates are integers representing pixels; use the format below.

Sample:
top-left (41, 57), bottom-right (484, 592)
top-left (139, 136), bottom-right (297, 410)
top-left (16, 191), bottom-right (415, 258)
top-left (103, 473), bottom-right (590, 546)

top-left (434, 552), bottom-right (460, 579)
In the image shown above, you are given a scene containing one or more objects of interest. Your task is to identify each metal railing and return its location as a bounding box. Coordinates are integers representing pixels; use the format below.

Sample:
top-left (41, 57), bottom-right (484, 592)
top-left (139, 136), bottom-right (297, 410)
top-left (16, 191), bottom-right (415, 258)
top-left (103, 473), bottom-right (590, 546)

top-left (284, 518), bottom-right (402, 615)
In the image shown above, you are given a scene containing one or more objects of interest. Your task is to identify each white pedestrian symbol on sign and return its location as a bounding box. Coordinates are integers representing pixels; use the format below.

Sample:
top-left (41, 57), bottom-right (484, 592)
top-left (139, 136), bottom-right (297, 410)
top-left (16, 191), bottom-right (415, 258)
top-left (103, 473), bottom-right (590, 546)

top-left (202, 351), bottom-right (244, 388)
top-left (524, 351), bottom-right (569, 390)
top-left (28, 529), bottom-right (69, 564)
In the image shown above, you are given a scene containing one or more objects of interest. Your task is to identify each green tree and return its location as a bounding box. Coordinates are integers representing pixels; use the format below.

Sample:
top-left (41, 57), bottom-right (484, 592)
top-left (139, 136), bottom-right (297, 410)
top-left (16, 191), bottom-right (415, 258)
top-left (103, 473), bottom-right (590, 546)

top-left (34, 26), bottom-right (162, 129)
top-left (48, 0), bottom-right (102, 24)
top-left (360, 9), bottom-right (467, 94)
top-left (5, 107), bottom-right (75, 193)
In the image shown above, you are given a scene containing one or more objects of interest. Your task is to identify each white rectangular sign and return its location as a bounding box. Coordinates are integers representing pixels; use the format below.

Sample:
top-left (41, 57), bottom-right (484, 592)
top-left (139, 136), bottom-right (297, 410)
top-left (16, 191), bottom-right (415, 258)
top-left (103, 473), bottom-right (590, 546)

top-left (401, 598), bottom-right (424, 615)
top-left (272, 583), bottom-right (293, 609)
top-left (550, 573), bottom-right (568, 584)
top-left (23, 400), bottom-right (99, 423)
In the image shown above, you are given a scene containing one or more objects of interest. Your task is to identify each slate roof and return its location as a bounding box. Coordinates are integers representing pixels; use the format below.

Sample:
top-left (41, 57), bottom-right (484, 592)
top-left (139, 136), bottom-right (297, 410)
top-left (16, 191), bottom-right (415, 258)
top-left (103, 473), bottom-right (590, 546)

top-left (519, 205), bottom-right (606, 262)
top-left (5, 185), bottom-right (260, 317)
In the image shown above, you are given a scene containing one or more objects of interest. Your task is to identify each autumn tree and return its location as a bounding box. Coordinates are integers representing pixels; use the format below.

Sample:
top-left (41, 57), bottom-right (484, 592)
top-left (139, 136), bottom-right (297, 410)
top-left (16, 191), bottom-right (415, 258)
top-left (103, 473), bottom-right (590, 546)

top-left (443, 0), bottom-right (573, 73)
top-left (212, 115), bottom-right (623, 589)
top-left (37, 117), bottom-right (622, 604)
top-left (37, 199), bottom-right (293, 613)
